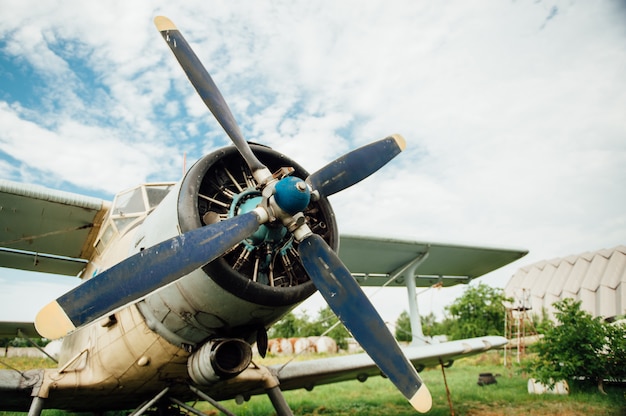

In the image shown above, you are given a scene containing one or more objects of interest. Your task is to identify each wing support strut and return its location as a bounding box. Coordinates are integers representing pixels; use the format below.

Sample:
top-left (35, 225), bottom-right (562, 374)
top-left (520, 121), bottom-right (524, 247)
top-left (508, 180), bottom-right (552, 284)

top-left (17, 330), bottom-right (57, 364)
top-left (388, 250), bottom-right (431, 346)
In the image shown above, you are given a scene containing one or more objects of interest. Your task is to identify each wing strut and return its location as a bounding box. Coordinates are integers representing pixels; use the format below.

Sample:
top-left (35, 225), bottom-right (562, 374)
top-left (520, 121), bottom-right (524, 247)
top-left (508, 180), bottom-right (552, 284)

top-left (17, 329), bottom-right (58, 363)
top-left (402, 255), bottom-right (430, 346)
top-left (386, 251), bottom-right (431, 346)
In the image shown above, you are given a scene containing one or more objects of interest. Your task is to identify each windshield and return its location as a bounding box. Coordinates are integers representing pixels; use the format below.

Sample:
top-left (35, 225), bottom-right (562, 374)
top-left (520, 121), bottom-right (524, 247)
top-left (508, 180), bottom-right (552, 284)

top-left (94, 182), bottom-right (175, 254)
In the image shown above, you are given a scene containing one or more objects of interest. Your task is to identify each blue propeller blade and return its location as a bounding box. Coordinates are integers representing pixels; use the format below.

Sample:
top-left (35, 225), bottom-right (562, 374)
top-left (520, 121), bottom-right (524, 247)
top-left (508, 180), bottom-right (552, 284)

top-left (154, 16), bottom-right (267, 177)
top-left (36, 211), bottom-right (261, 339)
top-left (306, 134), bottom-right (405, 198)
top-left (298, 234), bottom-right (432, 413)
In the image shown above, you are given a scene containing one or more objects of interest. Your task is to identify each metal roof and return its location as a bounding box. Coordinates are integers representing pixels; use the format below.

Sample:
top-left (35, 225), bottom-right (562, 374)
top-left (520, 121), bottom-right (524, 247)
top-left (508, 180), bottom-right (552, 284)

top-left (505, 245), bottom-right (626, 320)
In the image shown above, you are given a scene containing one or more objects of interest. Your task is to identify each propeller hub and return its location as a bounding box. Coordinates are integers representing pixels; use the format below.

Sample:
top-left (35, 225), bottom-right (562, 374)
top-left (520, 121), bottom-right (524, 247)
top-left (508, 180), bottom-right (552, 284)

top-left (230, 189), bottom-right (286, 246)
top-left (274, 177), bottom-right (311, 215)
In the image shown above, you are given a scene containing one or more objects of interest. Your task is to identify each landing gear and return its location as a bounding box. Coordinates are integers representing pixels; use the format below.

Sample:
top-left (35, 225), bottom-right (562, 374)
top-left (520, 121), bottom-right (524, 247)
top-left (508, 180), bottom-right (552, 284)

top-left (27, 397), bottom-right (45, 416)
top-left (266, 385), bottom-right (294, 416)
top-left (121, 367), bottom-right (293, 416)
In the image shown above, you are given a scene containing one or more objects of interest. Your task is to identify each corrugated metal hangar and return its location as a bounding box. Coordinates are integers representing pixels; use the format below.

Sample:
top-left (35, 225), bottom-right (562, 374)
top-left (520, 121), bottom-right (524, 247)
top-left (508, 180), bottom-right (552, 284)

top-left (505, 246), bottom-right (626, 321)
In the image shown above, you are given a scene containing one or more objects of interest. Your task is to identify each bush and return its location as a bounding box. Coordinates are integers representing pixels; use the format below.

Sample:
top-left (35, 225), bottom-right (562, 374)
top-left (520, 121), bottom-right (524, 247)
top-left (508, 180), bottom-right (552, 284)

top-left (526, 298), bottom-right (626, 393)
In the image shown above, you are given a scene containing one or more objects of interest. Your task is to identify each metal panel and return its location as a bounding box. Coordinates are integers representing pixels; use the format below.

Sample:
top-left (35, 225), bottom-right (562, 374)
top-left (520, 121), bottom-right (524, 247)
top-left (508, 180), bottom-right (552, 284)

top-left (534, 263), bottom-right (556, 296)
top-left (505, 246), bottom-right (626, 321)
top-left (546, 260), bottom-right (573, 296)
top-left (566, 256), bottom-right (592, 296)
top-left (604, 251), bottom-right (626, 288)
top-left (581, 254), bottom-right (608, 291)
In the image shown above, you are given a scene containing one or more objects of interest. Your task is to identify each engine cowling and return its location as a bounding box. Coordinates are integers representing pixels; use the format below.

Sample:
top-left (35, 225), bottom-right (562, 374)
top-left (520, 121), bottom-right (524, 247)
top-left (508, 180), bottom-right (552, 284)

top-left (179, 144), bottom-right (338, 305)
top-left (136, 144), bottom-right (338, 348)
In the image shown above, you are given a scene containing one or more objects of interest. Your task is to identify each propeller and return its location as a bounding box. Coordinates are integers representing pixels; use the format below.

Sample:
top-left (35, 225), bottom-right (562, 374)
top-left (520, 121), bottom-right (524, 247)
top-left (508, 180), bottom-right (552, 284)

top-left (154, 16), bottom-right (431, 412)
top-left (299, 234), bottom-right (431, 412)
top-left (154, 16), bottom-right (406, 199)
top-left (35, 16), bottom-right (431, 413)
top-left (35, 209), bottom-right (268, 340)
top-left (154, 16), bottom-right (272, 186)
top-left (306, 134), bottom-right (405, 198)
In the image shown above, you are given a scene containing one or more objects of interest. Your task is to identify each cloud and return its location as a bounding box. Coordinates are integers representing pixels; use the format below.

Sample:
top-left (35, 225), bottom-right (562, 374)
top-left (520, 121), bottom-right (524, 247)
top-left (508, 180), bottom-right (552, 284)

top-left (0, 101), bottom-right (178, 194)
top-left (0, 0), bottom-right (625, 323)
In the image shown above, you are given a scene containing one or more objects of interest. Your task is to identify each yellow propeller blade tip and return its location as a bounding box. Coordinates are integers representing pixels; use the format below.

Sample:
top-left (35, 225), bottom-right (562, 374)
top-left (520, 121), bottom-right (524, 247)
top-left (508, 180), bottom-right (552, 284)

top-left (35, 301), bottom-right (75, 340)
top-left (391, 134), bottom-right (406, 151)
top-left (154, 16), bottom-right (177, 32)
top-left (409, 384), bottom-right (432, 413)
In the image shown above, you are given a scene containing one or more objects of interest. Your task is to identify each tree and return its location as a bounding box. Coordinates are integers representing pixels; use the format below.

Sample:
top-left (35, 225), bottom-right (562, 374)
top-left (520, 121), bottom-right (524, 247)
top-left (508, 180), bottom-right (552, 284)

top-left (394, 311), bottom-right (454, 342)
top-left (395, 311), bottom-right (412, 342)
top-left (421, 312), bottom-right (454, 337)
top-left (605, 320), bottom-right (626, 382)
top-left (526, 298), bottom-right (626, 394)
top-left (268, 311), bottom-right (309, 339)
top-left (445, 283), bottom-right (510, 340)
top-left (268, 308), bottom-right (350, 350)
top-left (532, 307), bottom-right (554, 335)
top-left (307, 307), bottom-right (350, 350)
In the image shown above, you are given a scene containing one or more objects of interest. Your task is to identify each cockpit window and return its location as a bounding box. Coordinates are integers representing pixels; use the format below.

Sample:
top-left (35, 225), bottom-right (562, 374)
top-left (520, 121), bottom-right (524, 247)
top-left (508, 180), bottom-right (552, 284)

top-left (113, 187), bottom-right (146, 215)
top-left (146, 185), bottom-right (174, 209)
top-left (94, 182), bottom-right (176, 255)
top-left (112, 216), bottom-right (139, 234)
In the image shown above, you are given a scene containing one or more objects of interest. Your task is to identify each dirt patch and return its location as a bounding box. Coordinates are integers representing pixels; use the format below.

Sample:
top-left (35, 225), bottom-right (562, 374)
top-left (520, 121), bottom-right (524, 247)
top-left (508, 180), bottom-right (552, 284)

top-left (465, 402), bottom-right (623, 416)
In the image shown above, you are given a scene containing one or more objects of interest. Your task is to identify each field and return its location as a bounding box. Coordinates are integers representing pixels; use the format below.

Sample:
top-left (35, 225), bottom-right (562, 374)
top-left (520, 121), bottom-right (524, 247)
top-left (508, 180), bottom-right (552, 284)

top-left (1, 352), bottom-right (624, 415)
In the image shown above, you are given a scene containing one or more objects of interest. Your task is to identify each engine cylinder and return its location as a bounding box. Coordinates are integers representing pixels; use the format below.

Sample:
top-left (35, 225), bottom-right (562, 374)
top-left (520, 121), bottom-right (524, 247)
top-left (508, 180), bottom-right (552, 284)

top-left (187, 338), bottom-right (253, 384)
top-left (178, 144), bottom-right (339, 306)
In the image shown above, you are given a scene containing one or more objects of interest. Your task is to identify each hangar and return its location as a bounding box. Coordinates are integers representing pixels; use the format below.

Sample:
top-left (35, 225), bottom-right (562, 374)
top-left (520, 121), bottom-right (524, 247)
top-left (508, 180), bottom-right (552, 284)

top-left (504, 245), bottom-right (626, 321)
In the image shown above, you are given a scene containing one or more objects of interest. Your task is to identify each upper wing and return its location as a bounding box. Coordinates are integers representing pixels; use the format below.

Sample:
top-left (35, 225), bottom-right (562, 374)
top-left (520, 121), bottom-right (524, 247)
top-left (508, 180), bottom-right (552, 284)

top-left (0, 180), bottom-right (109, 276)
top-left (338, 235), bottom-right (528, 287)
top-left (270, 336), bottom-right (507, 392)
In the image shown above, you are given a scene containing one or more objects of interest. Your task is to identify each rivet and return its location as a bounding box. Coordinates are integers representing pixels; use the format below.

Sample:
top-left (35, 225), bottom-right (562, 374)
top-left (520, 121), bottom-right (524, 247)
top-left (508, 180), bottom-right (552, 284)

top-left (137, 356), bottom-right (150, 367)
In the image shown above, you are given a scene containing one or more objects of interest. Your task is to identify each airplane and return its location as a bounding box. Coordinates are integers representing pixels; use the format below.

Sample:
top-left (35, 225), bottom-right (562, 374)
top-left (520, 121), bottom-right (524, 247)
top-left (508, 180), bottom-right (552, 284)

top-left (0, 16), bottom-right (527, 415)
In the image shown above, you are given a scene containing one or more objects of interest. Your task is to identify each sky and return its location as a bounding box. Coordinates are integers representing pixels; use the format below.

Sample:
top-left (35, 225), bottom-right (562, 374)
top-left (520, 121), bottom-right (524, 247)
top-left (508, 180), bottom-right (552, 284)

top-left (0, 0), bottom-right (625, 329)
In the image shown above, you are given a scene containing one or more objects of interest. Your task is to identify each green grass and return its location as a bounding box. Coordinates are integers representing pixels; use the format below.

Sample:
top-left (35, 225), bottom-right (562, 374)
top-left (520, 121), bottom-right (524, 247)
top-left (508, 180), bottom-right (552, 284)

top-left (1, 352), bottom-right (624, 415)
top-left (209, 352), bottom-right (625, 415)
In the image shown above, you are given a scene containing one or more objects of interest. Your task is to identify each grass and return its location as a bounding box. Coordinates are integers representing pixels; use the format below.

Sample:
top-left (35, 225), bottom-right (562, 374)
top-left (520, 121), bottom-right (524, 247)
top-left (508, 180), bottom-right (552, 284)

top-left (0, 356), bottom-right (57, 371)
top-left (1, 352), bottom-right (624, 415)
top-left (210, 352), bottom-right (625, 416)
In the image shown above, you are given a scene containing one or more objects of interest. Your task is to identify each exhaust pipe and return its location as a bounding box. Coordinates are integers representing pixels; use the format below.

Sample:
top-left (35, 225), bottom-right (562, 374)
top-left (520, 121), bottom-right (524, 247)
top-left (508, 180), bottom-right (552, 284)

top-left (187, 338), bottom-right (252, 384)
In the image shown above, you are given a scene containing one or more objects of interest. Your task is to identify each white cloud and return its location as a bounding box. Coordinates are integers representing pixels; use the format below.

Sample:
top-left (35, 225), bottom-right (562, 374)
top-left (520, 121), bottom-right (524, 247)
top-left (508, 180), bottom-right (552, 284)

top-left (0, 0), bottom-right (625, 324)
top-left (0, 102), bottom-right (178, 193)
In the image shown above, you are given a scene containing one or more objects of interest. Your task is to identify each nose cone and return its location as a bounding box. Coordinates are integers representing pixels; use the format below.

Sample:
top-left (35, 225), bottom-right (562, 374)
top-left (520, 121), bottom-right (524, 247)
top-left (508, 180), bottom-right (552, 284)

top-left (274, 176), bottom-right (311, 215)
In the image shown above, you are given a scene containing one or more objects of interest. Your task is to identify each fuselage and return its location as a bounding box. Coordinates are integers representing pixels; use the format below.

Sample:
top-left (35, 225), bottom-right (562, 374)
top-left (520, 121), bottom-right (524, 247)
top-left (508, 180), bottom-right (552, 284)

top-left (39, 144), bottom-right (339, 410)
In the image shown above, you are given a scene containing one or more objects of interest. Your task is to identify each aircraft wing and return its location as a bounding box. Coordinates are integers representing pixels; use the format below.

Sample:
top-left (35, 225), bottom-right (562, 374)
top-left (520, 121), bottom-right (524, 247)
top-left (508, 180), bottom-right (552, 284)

top-left (338, 235), bottom-right (528, 287)
top-left (0, 321), bottom-right (39, 338)
top-left (0, 180), bottom-right (109, 276)
top-left (269, 336), bottom-right (507, 393)
top-left (0, 336), bottom-right (506, 410)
